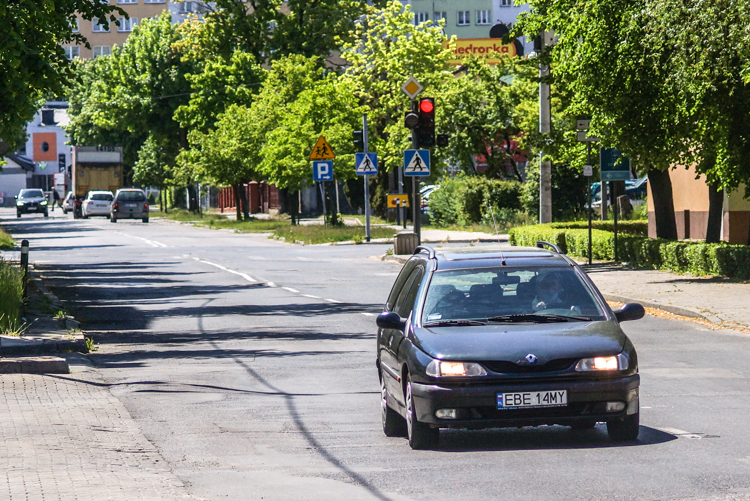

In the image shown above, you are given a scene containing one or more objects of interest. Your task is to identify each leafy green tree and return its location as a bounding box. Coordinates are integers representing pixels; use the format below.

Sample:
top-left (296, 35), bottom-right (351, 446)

top-left (517, 0), bottom-right (694, 238)
top-left (259, 62), bottom-right (365, 225)
top-left (133, 135), bottom-right (178, 212)
top-left (0, 0), bottom-right (124, 148)
top-left (339, 1), bottom-right (454, 215)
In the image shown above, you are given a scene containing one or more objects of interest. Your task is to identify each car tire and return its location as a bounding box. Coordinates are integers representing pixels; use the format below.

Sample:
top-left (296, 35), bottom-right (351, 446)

top-left (607, 411), bottom-right (639, 442)
top-left (570, 420), bottom-right (597, 430)
top-left (142, 217), bottom-right (149, 223)
top-left (82, 214), bottom-right (89, 219)
top-left (44, 211), bottom-right (49, 218)
top-left (405, 377), bottom-right (439, 450)
top-left (16, 213), bottom-right (21, 218)
top-left (110, 216), bottom-right (117, 223)
top-left (380, 370), bottom-right (406, 437)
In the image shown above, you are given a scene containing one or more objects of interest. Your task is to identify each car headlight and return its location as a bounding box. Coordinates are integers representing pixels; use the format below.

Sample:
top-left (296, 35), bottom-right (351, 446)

top-left (40, 201), bottom-right (47, 205)
top-left (426, 360), bottom-right (488, 377)
top-left (16, 201), bottom-right (24, 206)
top-left (575, 353), bottom-right (629, 371)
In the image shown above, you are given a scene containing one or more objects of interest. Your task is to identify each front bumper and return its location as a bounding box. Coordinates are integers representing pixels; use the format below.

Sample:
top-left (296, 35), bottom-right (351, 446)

top-left (18, 204), bottom-right (47, 213)
top-left (412, 374), bottom-right (639, 428)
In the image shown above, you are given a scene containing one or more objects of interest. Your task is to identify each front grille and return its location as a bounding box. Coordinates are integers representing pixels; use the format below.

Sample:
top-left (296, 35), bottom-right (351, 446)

top-left (474, 402), bottom-right (595, 419)
top-left (482, 358), bottom-right (577, 374)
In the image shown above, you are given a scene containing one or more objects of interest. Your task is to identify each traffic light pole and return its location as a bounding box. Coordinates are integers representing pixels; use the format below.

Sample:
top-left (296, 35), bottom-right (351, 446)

top-left (363, 114), bottom-right (371, 242)
top-left (539, 32), bottom-right (552, 224)
top-left (411, 99), bottom-right (421, 245)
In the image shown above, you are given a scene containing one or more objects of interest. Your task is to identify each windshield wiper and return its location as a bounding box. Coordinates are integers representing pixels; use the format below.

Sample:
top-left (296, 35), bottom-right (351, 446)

top-left (423, 319), bottom-right (488, 327)
top-left (486, 314), bottom-right (592, 323)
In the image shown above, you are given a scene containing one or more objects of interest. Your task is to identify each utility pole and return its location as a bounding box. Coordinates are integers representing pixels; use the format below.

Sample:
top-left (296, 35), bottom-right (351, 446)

top-left (363, 114), bottom-right (371, 242)
top-left (539, 31), bottom-right (552, 224)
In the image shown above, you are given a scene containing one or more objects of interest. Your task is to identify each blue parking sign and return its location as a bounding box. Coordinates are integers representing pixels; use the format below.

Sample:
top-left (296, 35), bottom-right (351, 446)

top-left (313, 161), bottom-right (333, 181)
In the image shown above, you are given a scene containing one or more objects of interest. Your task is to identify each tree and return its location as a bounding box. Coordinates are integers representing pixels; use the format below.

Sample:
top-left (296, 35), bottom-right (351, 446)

top-left (517, 0), bottom-right (696, 239)
top-left (0, 0), bottom-right (124, 148)
top-left (339, 1), bottom-right (454, 215)
top-left (257, 58), bottom-right (365, 225)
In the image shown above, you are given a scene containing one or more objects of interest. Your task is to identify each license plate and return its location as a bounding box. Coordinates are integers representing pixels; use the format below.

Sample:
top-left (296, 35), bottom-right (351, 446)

top-left (497, 390), bottom-right (567, 409)
top-left (126, 203), bottom-right (137, 208)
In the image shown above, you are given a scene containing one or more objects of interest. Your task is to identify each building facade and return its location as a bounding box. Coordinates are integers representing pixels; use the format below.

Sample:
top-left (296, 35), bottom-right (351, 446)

top-left (63, 0), bottom-right (210, 60)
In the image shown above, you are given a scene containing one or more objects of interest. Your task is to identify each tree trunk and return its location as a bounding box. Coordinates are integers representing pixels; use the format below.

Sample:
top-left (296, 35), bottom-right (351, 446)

top-left (239, 183), bottom-right (250, 221)
top-left (233, 184), bottom-right (242, 221)
top-left (290, 190), bottom-right (298, 226)
top-left (647, 167), bottom-right (678, 240)
top-left (706, 178), bottom-right (723, 243)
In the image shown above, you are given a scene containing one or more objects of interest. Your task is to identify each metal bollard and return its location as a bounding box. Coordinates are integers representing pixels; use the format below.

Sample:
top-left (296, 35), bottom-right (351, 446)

top-left (20, 240), bottom-right (29, 300)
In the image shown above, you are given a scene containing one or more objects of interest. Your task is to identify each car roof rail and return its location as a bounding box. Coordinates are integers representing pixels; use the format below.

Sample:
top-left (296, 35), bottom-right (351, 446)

top-left (536, 241), bottom-right (563, 254)
top-left (414, 245), bottom-right (436, 259)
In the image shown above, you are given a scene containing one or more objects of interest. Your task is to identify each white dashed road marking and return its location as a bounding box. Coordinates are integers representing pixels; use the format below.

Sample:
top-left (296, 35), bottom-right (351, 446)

top-left (283, 287), bottom-right (300, 293)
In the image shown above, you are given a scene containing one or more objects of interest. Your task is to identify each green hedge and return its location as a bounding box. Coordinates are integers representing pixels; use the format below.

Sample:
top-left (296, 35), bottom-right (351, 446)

top-left (548, 221), bottom-right (648, 236)
top-left (509, 223), bottom-right (750, 278)
top-left (0, 226), bottom-right (13, 250)
top-left (429, 175), bottom-right (522, 227)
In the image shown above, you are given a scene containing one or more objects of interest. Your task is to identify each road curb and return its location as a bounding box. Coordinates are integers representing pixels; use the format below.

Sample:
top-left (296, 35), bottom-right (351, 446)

top-left (0, 356), bottom-right (70, 374)
top-left (599, 293), bottom-right (731, 325)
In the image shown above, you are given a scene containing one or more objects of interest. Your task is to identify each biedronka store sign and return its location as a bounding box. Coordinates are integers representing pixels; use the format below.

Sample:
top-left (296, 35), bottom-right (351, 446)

top-left (441, 39), bottom-right (517, 65)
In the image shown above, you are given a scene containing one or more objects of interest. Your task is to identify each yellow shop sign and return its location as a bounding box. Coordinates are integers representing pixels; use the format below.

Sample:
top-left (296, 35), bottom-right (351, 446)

top-left (442, 38), bottom-right (518, 65)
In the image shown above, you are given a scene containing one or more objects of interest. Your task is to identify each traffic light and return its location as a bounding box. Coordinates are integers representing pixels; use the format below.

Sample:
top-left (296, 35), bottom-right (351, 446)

top-left (353, 130), bottom-right (364, 151)
top-left (417, 97), bottom-right (435, 148)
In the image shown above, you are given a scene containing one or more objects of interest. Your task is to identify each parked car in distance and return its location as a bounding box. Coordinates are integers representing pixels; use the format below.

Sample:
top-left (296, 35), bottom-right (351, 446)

top-left (82, 191), bottom-right (114, 219)
top-left (111, 189), bottom-right (149, 223)
top-left (15, 189), bottom-right (48, 218)
top-left (62, 191), bottom-right (74, 214)
top-left (377, 244), bottom-right (644, 449)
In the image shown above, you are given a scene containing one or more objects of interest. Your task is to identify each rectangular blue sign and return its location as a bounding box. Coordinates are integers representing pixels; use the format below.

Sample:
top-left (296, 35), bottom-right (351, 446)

top-left (313, 160), bottom-right (333, 182)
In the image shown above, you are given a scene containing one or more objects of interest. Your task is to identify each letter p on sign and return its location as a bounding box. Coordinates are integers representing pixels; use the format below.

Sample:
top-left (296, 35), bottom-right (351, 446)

top-left (313, 161), bottom-right (333, 181)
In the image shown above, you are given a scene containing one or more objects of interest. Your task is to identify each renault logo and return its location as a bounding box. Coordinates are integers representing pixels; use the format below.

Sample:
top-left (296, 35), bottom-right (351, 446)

top-left (525, 354), bottom-right (538, 364)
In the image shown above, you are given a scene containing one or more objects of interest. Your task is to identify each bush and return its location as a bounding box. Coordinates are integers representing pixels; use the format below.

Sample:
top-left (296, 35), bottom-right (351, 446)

top-left (0, 226), bottom-right (13, 250)
top-left (547, 221), bottom-right (648, 236)
top-left (0, 258), bottom-right (23, 332)
top-left (509, 223), bottom-right (750, 278)
top-left (428, 175), bottom-right (522, 227)
top-left (521, 158), bottom-right (589, 221)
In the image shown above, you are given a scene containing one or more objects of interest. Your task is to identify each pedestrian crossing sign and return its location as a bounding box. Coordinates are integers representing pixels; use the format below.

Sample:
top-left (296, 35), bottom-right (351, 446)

top-left (404, 149), bottom-right (430, 176)
top-left (309, 135), bottom-right (336, 160)
top-left (355, 153), bottom-right (378, 175)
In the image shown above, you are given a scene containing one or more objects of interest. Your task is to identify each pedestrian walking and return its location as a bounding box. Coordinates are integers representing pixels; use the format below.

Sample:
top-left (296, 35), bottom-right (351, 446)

top-left (52, 189), bottom-right (61, 211)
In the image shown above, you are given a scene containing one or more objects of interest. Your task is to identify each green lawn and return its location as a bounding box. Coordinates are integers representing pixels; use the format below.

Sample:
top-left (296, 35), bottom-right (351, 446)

top-left (0, 226), bottom-right (14, 250)
top-left (153, 210), bottom-right (397, 244)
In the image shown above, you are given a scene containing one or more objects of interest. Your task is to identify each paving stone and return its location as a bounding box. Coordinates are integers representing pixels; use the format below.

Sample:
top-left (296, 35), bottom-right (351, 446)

top-left (0, 366), bottom-right (195, 500)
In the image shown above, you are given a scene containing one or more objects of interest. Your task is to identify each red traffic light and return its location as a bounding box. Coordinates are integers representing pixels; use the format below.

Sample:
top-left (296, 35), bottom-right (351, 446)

top-left (419, 99), bottom-right (434, 113)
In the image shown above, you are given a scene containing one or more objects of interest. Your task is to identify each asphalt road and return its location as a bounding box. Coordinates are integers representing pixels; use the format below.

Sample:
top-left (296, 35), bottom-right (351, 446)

top-left (3, 208), bottom-right (750, 501)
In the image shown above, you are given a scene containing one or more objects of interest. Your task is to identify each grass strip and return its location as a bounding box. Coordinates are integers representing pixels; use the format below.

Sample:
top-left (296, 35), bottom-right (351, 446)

top-left (152, 210), bottom-right (397, 244)
top-left (0, 226), bottom-right (13, 250)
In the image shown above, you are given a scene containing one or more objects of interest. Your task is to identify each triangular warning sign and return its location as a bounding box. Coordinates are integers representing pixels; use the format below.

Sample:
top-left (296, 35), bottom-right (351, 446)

top-left (308, 135), bottom-right (336, 160)
top-left (405, 150), bottom-right (428, 173)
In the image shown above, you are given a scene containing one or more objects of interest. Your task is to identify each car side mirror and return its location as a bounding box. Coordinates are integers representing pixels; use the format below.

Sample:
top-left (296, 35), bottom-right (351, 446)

top-left (376, 311), bottom-right (407, 331)
top-left (615, 303), bottom-right (645, 322)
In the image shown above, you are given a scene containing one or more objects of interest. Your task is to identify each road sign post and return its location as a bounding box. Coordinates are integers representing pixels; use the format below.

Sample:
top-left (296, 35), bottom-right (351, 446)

top-left (362, 115), bottom-right (373, 241)
top-left (600, 148), bottom-right (630, 261)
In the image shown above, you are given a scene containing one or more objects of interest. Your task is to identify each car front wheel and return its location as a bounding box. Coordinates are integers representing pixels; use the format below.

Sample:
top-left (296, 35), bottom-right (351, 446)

top-left (380, 370), bottom-right (406, 437)
top-left (405, 377), bottom-right (439, 450)
top-left (110, 216), bottom-right (117, 223)
top-left (16, 212), bottom-right (21, 218)
top-left (607, 410), bottom-right (639, 442)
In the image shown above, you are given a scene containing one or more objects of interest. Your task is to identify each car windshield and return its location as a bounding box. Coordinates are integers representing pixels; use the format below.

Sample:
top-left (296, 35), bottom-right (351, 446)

top-left (90, 193), bottom-right (113, 201)
top-left (421, 266), bottom-right (606, 324)
top-left (19, 189), bottom-right (44, 199)
top-left (117, 191), bottom-right (145, 202)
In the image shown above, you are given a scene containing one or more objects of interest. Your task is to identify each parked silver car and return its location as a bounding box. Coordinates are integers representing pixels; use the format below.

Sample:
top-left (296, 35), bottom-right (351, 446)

top-left (62, 191), bottom-right (74, 214)
top-left (111, 189), bottom-right (149, 223)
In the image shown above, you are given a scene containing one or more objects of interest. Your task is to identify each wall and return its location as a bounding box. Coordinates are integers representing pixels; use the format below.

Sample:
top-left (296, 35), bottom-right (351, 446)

top-left (0, 163), bottom-right (30, 207)
top-left (409, 0), bottom-right (495, 39)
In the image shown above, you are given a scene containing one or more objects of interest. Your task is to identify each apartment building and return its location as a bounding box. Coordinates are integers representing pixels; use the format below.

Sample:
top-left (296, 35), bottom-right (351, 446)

top-left (63, 0), bottom-right (209, 60)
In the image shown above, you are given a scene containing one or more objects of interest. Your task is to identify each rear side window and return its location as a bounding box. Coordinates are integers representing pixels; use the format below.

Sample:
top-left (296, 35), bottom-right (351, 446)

top-left (117, 191), bottom-right (146, 202)
top-left (386, 259), bottom-right (418, 311)
top-left (394, 268), bottom-right (425, 318)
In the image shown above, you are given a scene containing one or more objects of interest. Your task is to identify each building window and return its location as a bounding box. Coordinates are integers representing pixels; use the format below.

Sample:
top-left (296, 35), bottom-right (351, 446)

top-left (118, 17), bottom-right (138, 31)
top-left (144, 0), bottom-right (165, 3)
top-left (476, 10), bottom-right (490, 25)
top-left (457, 11), bottom-right (470, 26)
top-left (117, 0), bottom-right (136, 3)
top-left (70, 18), bottom-right (79, 33)
top-left (63, 46), bottom-right (80, 60)
top-left (93, 46), bottom-right (112, 58)
top-left (498, 0), bottom-right (512, 5)
top-left (413, 12), bottom-right (428, 25)
top-left (92, 18), bottom-right (109, 32)
top-left (434, 11), bottom-right (446, 23)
